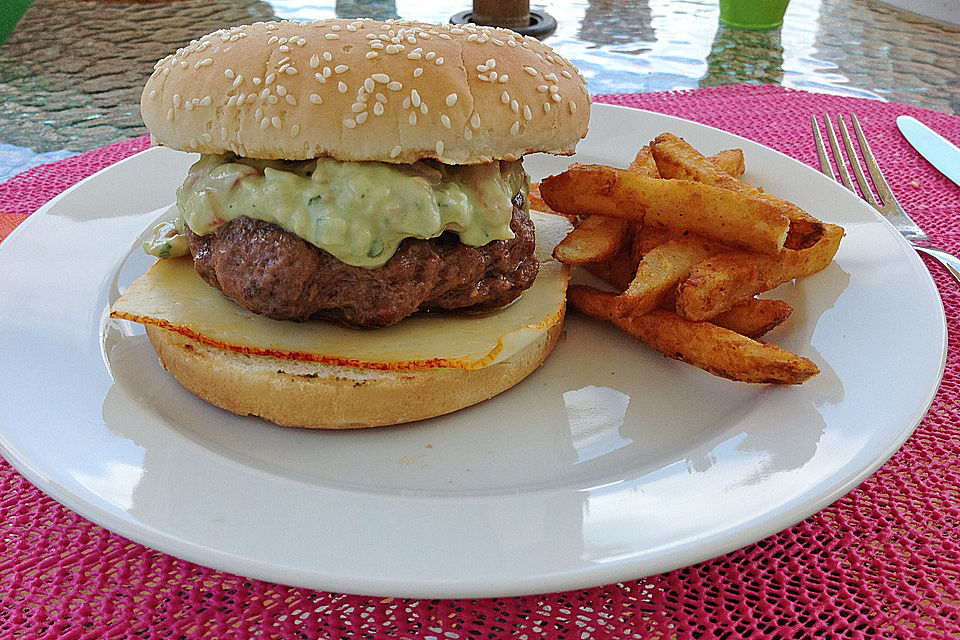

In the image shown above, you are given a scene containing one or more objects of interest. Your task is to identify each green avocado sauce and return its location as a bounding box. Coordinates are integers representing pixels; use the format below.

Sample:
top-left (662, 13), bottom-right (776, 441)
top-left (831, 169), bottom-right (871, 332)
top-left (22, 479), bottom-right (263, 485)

top-left (144, 154), bottom-right (528, 268)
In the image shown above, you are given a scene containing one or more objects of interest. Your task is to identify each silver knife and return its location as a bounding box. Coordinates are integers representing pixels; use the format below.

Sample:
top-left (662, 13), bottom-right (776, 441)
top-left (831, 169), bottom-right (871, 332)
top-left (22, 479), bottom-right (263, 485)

top-left (896, 115), bottom-right (960, 188)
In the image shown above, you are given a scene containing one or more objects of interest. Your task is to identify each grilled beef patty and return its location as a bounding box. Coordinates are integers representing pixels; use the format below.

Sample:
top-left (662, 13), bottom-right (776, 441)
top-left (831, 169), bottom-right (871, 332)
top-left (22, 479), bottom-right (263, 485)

top-left (186, 194), bottom-right (537, 328)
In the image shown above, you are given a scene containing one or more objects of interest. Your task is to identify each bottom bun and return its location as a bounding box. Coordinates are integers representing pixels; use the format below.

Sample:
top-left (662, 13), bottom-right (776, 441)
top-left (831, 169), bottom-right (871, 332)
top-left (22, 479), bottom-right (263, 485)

top-left (146, 317), bottom-right (563, 429)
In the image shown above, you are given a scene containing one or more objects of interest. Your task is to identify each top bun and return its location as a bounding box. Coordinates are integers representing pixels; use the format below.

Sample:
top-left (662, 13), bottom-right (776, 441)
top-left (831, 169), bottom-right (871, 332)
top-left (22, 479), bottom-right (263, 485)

top-left (141, 19), bottom-right (590, 164)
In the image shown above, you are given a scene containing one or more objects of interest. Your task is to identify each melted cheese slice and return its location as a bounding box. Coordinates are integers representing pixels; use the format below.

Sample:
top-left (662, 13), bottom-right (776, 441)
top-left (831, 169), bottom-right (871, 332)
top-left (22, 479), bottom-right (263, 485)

top-left (110, 212), bottom-right (571, 371)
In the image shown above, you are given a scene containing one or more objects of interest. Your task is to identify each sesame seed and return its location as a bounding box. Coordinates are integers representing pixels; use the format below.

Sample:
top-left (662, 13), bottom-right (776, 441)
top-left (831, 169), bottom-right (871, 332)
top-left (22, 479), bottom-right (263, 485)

top-left (166, 108), bottom-right (174, 121)
top-left (420, 102), bottom-right (428, 114)
top-left (376, 92), bottom-right (387, 102)
top-left (335, 64), bottom-right (349, 73)
top-left (372, 73), bottom-right (390, 83)
top-left (569, 101), bottom-right (577, 113)
top-left (227, 95), bottom-right (238, 107)
top-left (552, 93), bottom-right (562, 102)
top-left (255, 107), bottom-right (263, 120)
top-left (499, 74), bottom-right (509, 83)
top-left (224, 69), bottom-right (235, 79)
top-left (276, 85), bottom-right (287, 96)
top-left (413, 67), bottom-right (423, 78)
top-left (266, 73), bottom-right (276, 85)
top-left (407, 52), bottom-right (422, 60)
top-left (195, 58), bottom-right (213, 69)
top-left (411, 89), bottom-right (421, 107)
top-left (285, 67), bottom-right (298, 75)
top-left (545, 73), bottom-right (558, 82)
top-left (323, 67), bottom-right (332, 78)
top-left (511, 99), bottom-right (519, 113)
top-left (537, 84), bottom-right (548, 93)
top-left (409, 111), bottom-right (417, 126)
top-left (271, 116), bottom-right (282, 129)
top-left (199, 96), bottom-right (212, 107)
top-left (221, 127), bottom-right (227, 139)
top-left (402, 97), bottom-right (411, 109)
top-left (325, 33), bottom-right (340, 40)
top-left (477, 64), bottom-right (489, 73)
top-left (286, 95), bottom-right (297, 105)
top-left (253, 77), bottom-right (262, 85)
top-left (363, 77), bottom-right (375, 93)
top-left (279, 45), bottom-right (290, 53)
top-left (464, 127), bottom-right (473, 141)
top-left (524, 66), bottom-right (538, 76)
top-left (232, 75), bottom-right (243, 88)
top-left (260, 117), bottom-right (270, 129)
top-left (441, 114), bottom-right (451, 128)
top-left (338, 81), bottom-right (348, 93)
top-left (343, 118), bottom-right (356, 128)
top-left (173, 94), bottom-right (182, 108)
top-left (510, 121), bottom-right (520, 135)
top-left (351, 102), bottom-right (366, 113)
top-left (500, 91), bottom-right (509, 104)
top-left (467, 33), bottom-right (478, 42)
top-left (388, 81), bottom-right (403, 90)
top-left (390, 145), bottom-right (402, 158)
top-left (549, 84), bottom-right (559, 93)
top-left (543, 102), bottom-right (551, 113)
top-left (470, 113), bottom-right (481, 129)
top-left (314, 72), bottom-right (326, 83)
top-left (523, 105), bottom-right (532, 120)
top-left (268, 35), bottom-right (279, 45)
top-left (373, 102), bottom-right (384, 116)
top-left (259, 88), bottom-right (270, 100)
top-left (425, 51), bottom-right (436, 60)
top-left (436, 140), bottom-right (444, 156)
top-left (309, 93), bottom-right (323, 104)
top-left (486, 58), bottom-right (496, 68)
top-left (561, 70), bottom-right (573, 79)
top-left (366, 50), bottom-right (379, 59)
top-left (370, 41), bottom-right (384, 49)
top-left (291, 124), bottom-right (300, 137)
top-left (324, 51), bottom-right (333, 61)
top-left (310, 54), bottom-right (320, 69)
top-left (356, 112), bottom-right (368, 124)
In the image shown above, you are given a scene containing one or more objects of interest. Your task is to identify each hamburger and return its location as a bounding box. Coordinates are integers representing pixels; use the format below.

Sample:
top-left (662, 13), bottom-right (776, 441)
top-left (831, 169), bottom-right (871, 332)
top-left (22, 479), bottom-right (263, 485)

top-left (110, 18), bottom-right (590, 428)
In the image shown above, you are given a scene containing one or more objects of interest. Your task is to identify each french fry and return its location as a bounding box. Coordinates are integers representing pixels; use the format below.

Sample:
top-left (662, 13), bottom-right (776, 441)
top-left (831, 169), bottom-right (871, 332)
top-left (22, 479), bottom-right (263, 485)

top-left (675, 222), bottom-right (844, 320)
top-left (709, 298), bottom-right (793, 339)
top-left (528, 182), bottom-right (562, 217)
top-left (651, 132), bottom-right (829, 250)
top-left (569, 285), bottom-right (818, 384)
top-left (709, 148), bottom-right (745, 178)
top-left (539, 164), bottom-right (791, 255)
top-left (629, 145), bottom-right (660, 175)
top-left (615, 234), bottom-right (723, 315)
top-left (553, 214), bottom-right (629, 265)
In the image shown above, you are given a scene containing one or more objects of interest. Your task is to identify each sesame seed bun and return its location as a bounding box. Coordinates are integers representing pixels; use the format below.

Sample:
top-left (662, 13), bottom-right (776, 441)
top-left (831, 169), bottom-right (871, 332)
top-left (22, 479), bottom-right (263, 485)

top-left (140, 18), bottom-right (591, 164)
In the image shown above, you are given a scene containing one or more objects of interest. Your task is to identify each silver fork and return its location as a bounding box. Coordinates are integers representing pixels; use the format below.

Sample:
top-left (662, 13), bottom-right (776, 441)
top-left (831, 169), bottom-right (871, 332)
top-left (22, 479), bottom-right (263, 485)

top-left (812, 113), bottom-right (960, 284)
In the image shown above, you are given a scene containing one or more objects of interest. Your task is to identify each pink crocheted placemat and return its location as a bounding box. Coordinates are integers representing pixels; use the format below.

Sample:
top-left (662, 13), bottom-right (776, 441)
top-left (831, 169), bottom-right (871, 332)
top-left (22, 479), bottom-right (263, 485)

top-left (2, 85), bottom-right (959, 638)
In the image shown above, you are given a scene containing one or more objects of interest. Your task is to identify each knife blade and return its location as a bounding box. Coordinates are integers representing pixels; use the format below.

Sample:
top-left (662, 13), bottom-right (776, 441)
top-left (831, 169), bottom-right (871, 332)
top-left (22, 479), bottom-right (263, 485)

top-left (896, 115), bottom-right (960, 188)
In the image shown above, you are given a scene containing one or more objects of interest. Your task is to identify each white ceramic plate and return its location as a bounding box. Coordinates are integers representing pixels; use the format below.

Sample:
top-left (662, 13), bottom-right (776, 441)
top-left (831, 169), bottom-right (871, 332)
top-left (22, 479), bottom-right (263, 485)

top-left (0, 105), bottom-right (945, 598)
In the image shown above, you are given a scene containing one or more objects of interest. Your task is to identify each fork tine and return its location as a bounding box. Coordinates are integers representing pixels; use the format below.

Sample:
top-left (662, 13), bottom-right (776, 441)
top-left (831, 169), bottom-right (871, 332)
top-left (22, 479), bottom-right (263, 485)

top-left (837, 115), bottom-right (880, 207)
top-left (822, 114), bottom-right (856, 192)
top-left (811, 115), bottom-right (834, 177)
top-left (849, 113), bottom-right (901, 209)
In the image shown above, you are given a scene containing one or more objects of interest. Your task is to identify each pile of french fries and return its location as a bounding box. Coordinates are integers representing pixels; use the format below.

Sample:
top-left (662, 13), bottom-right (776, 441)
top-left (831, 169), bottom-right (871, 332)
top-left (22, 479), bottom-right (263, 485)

top-left (534, 133), bottom-right (844, 384)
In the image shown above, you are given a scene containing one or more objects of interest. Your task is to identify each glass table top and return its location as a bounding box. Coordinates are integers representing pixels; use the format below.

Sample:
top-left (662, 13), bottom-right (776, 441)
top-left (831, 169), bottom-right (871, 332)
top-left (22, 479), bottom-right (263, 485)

top-left (0, 0), bottom-right (958, 180)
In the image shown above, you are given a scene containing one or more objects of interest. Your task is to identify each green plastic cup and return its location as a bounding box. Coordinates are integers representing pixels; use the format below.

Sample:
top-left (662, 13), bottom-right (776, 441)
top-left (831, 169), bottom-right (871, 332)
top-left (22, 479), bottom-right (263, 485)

top-left (719, 0), bottom-right (790, 30)
top-left (0, 0), bottom-right (32, 45)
